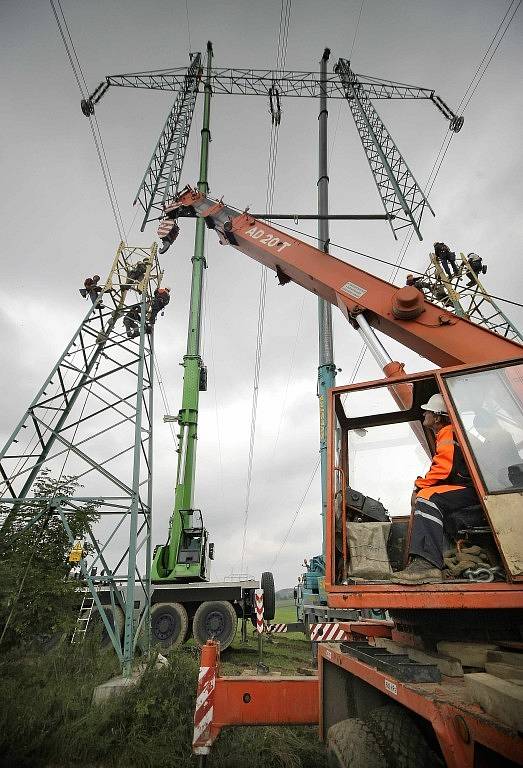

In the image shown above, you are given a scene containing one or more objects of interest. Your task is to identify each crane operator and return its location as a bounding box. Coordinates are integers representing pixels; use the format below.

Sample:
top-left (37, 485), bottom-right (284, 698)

top-left (393, 394), bottom-right (479, 584)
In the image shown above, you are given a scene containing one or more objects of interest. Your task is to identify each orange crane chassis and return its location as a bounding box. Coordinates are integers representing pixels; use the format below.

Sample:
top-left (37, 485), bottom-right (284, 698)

top-left (193, 627), bottom-right (523, 766)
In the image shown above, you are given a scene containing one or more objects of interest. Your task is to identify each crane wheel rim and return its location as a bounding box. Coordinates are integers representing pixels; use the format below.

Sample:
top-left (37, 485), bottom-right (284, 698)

top-left (154, 612), bottom-right (180, 641)
top-left (204, 610), bottom-right (227, 634)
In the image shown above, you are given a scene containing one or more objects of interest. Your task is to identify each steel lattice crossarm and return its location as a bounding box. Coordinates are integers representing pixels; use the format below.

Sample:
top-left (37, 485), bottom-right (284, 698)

top-left (418, 252), bottom-right (523, 342)
top-left (82, 53), bottom-right (463, 243)
top-left (82, 63), bottom-right (463, 127)
top-left (335, 58), bottom-right (435, 241)
top-left (0, 242), bottom-right (162, 673)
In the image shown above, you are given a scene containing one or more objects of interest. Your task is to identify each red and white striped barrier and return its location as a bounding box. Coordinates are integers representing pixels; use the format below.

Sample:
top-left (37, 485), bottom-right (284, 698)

top-left (192, 642), bottom-right (218, 755)
top-left (255, 588), bottom-right (264, 634)
top-left (265, 622), bottom-right (288, 634)
top-left (309, 623), bottom-right (349, 642)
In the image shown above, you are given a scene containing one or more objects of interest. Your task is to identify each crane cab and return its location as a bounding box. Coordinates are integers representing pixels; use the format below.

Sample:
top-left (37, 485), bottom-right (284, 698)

top-left (326, 358), bottom-right (523, 614)
top-left (152, 508), bottom-right (213, 583)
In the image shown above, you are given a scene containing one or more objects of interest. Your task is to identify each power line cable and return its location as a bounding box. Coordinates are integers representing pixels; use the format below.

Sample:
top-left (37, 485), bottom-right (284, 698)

top-left (349, 0), bottom-right (366, 60)
top-left (50, 0), bottom-right (127, 241)
top-left (389, 0), bottom-right (522, 299)
top-left (239, 0), bottom-right (292, 574)
top-left (153, 354), bottom-right (179, 450)
top-left (457, 0), bottom-right (520, 113)
top-left (461, 0), bottom-right (521, 112)
top-left (270, 294), bottom-right (305, 461)
top-left (50, 0), bottom-right (85, 96)
top-left (56, 0), bottom-right (89, 93)
top-left (185, 0), bottom-right (192, 54)
top-left (270, 457), bottom-right (319, 568)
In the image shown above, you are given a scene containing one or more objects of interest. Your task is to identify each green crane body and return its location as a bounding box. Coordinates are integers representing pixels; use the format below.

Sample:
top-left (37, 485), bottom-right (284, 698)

top-left (151, 42), bottom-right (214, 583)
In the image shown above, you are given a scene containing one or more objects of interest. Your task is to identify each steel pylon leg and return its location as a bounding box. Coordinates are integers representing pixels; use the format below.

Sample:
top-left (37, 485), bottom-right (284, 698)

top-left (336, 58), bottom-right (434, 241)
top-left (133, 53), bottom-right (202, 231)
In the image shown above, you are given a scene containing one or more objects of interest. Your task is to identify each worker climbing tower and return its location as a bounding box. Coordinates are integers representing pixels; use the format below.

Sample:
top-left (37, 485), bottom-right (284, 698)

top-left (0, 243), bottom-right (162, 673)
top-left (416, 251), bottom-right (522, 341)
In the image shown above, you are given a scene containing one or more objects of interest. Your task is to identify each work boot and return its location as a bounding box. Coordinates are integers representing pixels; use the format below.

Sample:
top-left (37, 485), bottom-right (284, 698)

top-left (392, 557), bottom-right (443, 584)
top-left (158, 221), bottom-right (180, 254)
top-left (158, 239), bottom-right (170, 255)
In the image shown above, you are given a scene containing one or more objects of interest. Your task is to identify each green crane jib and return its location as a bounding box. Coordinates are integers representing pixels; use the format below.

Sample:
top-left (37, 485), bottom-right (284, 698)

top-left (151, 42), bottom-right (214, 583)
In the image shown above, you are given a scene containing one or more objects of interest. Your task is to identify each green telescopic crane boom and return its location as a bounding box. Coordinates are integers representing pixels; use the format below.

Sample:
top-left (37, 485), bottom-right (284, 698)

top-left (152, 42), bottom-right (213, 582)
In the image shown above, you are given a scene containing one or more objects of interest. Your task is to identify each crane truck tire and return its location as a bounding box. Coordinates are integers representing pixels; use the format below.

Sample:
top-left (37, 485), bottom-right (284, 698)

top-left (366, 704), bottom-right (442, 768)
top-left (87, 605), bottom-right (124, 650)
top-left (150, 602), bottom-right (189, 650)
top-left (260, 571), bottom-right (275, 621)
top-left (192, 600), bottom-right (237, 651)
top-left (326, 718), bottom-right (389, 768)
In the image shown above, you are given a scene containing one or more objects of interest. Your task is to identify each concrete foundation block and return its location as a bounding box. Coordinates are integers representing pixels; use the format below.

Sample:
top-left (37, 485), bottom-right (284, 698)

top-left (92, 674), bottom-right (140, 705)
top-left (374, 638), bottom-right (407, 655)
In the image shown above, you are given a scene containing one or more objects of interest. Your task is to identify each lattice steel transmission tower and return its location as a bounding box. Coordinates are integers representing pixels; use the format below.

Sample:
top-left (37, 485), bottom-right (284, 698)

top-left (0, 243), bottom-right (163, 673)
top-left (415, 252), bottom-right (522, 341)
top-left (0, 46), bottom-right (465, 673)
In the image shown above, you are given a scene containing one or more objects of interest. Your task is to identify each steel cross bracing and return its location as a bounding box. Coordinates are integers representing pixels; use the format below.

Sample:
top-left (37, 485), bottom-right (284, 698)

top-left (420, 253), bottom-right (523, 342)
top-left (133, 54), bottom-right (202, 231)
top-left (335, 59), bottom-right (434, 241)
top-left (0, 242), bottom-right (162, 672)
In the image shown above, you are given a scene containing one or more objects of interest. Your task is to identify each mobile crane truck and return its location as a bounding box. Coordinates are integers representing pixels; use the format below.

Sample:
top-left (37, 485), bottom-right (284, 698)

top-left (162, 187), bottom-right (522, 767)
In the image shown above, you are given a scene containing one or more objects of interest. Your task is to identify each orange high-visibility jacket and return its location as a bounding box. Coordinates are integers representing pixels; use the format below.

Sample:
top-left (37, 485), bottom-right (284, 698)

top-left (414, 424), bottom-right (473, 491)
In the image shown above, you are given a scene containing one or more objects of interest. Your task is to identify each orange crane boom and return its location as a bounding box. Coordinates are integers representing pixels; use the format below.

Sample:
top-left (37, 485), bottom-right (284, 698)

top-left (170, 186), bottom-right (522, 368)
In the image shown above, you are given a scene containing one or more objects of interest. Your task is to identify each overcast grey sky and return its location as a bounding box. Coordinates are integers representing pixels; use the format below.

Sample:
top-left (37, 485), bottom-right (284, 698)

top-left (2, 0), bottom-right (522, 589)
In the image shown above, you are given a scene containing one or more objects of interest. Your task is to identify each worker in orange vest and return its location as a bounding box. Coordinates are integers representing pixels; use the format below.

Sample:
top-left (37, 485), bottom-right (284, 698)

top-left (393, 394), bottom-right (478, 584)
top-left (150, 287), bottom-right (171, 324)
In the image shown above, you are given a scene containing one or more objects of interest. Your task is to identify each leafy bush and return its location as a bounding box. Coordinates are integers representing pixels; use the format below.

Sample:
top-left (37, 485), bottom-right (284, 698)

top-left (0, 472), bottom-right (99, 646)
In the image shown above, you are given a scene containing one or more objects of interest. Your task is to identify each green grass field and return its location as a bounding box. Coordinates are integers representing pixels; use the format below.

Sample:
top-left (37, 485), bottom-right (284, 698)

top-left (218, 599), bottom-right (312, 676)
top-left (0, 601), bottom-right (325, 768)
